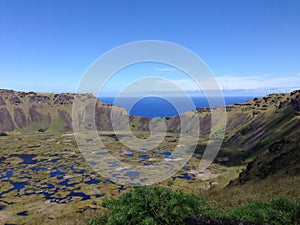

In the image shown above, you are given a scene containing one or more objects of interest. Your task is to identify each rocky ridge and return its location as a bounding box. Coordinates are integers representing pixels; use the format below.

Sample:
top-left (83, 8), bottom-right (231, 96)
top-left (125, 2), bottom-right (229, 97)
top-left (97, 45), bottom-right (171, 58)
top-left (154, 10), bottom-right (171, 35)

top-left (0, 89), bottom-right (150, 132)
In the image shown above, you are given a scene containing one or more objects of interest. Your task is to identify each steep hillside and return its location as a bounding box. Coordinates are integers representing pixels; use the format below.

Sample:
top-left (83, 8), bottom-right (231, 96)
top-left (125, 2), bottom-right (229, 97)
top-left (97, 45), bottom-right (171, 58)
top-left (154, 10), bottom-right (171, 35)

top-left (233, 129), bottom-right (300, 185)
top-left (0, 90), bottom-right (75, 132)
top-left (227, 90), bottom-right (300, 153)
top-left (1, 88), bottom-right (299, 146)
top-left (0, 89), bottom-right (150, 133)
top-left (163, 90), bottom-right (300, 146)
top-left (224, 90), bottom-right (300, 185)
top-left (1, 89), bottom-right (299, 136)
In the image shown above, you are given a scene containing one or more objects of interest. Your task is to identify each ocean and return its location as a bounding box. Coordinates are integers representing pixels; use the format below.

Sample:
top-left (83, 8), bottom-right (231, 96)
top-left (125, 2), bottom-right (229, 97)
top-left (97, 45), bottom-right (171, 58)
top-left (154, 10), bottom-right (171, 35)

top-left (99, 96), bottom-right (258, 118)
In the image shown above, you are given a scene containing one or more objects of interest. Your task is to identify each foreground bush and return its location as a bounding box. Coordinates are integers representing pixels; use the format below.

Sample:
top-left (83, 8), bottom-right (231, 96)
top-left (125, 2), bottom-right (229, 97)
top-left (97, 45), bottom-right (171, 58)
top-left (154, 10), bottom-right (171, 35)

top-left (88, 215), bottom-right (108, 225)
top-left (97, 186), bottom-right (207, 225)
top-left (220, 195), bottom-right (300, 225)
top-left (88, 187), bottom-right (299, 225)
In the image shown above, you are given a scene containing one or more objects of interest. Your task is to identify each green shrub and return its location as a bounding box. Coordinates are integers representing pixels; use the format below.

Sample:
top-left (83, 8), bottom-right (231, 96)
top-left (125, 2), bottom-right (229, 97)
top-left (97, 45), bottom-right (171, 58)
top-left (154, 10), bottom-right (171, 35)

top-left (220, 195), bottom-right (299, 225)
top-left (167, 180), bottom-right (174, 187)
top-left (101, 186), bottom-right (208, 225)
top-left (0, 132), bottom-right (7, 136)
top-left (240, 125), bottom-right (252, 135)
top-left (88, 189), bottom-right (299, 225)
top-left (294, 199), bottom-right (300, 224)
top-left (88, 215), bottom-right (108, 225)
top-left (38, 128), bottom-right (45, 132)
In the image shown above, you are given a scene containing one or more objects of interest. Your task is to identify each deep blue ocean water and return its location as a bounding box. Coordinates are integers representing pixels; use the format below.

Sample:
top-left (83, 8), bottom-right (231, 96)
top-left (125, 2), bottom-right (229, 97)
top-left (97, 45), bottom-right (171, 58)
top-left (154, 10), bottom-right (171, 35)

top-left (99, 96), bottom-right (258, 118)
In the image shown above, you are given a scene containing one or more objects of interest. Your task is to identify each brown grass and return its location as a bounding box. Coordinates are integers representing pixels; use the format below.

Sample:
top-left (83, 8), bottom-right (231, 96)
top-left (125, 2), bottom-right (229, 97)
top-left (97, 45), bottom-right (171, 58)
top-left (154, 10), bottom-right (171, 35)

top-left (203, 174), bottom-right (300, 211)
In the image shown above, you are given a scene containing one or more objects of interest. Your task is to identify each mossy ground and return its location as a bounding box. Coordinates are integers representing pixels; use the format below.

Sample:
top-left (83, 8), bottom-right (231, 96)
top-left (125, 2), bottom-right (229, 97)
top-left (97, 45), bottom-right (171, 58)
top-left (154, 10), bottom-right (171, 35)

top-left (0, 131), bottom-right (299, 224)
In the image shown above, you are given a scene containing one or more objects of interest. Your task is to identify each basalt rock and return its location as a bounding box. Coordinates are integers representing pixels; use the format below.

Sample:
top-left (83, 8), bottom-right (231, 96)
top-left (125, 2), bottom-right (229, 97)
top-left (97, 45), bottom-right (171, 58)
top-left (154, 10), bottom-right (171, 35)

top-left (0, 96), bottom-right (5, 105)
top-left (29, 106), bottom-right (51, 123)
top-left (232, 131), bottom-right (300, 185)
top-left (268, 138), bottom-right (291, 154)
top-left (0, 89), bottom-right (299, 143)
top-left (18, 92), bottom-right (28, 98)
top-left (30, 95), bottom-right (51, 104)
top-left (14, 108), bottom-right (27, 128)
top-left (54, 94), bottom-right (74, 105)
top-left (0, 108), bottom-right (14, 131)
top-left (9, 96), bottom-right (21, 105)
top-left (291, 97), bottom-right (300, 111)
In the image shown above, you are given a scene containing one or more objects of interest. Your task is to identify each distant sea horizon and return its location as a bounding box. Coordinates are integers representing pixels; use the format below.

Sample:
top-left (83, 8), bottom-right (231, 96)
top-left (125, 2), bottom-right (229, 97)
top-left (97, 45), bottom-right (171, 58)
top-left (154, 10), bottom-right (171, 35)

top-left (99, 96), bottom-right (259, 118)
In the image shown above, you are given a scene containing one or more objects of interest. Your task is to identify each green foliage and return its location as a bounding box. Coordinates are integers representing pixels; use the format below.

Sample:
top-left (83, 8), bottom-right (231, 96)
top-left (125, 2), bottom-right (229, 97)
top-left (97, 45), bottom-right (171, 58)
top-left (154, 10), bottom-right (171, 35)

top-left (167, 180), bottom-right (174, 187)
top-left (101, 186), bottom-right (207, 225)
top-left (38, 128), bottom-right (45, 132)
top-left (220, 195), bottom-right (299, 225)
top-left (48, 117), bottom-right (67, 132)
top-left (88, 187), bottom-right (299, 225)
top-left (240, 125), bottom-right (252, 135)
top-left (85, 123), bottom-right (93, 130)
top-left (0, 132), bottom-right (8, 136)
top-left (167, 129), bottom-right (175, 133)
top-left (88, 215), bottom-right (108, 225)
top-left (294, 199), bottom-right (300, 225)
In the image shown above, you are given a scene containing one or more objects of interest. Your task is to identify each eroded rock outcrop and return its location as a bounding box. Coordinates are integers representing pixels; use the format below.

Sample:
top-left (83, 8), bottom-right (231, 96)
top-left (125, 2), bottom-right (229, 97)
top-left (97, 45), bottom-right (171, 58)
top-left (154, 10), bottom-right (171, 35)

top-left (29, 106), bottom-right (51, 123)
top-left (0, 89), bottom-right (299, 140)
top-left (0, 108), bottom-right (14, 131)
top-left (0, 96), bottom-right (5, 105)
top-left (30, 95), bottom-right (51, 104)
top-left (54, 94), bottom-right (74, 105)
top-left (58, 110), bottom-right (72, 131)
top-left (231, 129), bottom-right (300, 185)
top-left (9, 96), bottom-right (21, 105)
top-left (14, 108), bottom-right (27, 128)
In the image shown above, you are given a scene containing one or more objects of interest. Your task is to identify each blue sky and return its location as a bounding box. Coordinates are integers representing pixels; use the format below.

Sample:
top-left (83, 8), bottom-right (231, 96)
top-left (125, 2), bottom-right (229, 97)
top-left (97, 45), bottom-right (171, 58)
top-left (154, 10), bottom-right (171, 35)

top-left (1, 0), bottom-right (300, 95)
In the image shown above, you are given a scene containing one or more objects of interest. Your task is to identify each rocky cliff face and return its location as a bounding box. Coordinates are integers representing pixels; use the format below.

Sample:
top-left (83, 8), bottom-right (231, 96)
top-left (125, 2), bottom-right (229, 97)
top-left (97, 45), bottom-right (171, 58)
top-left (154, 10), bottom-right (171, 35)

top-left (0, 89), bottom-right (147, 132)
top-left (164, 90), bottom-right (300, 151)
top-left (0, 108), bottom-right (14, 131)
top-left (1, 89), bottom-right (299, 149)
top-left (226, 90), bottom-right (300, 151)
top-left (0, 89), bottom-right (299, 185)
top-left (223, 90), bottom-right (300, 184)
top-left (165, 90), bottom-right (300, 184)
top-left (230, 127), bottom-right (300, 185)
